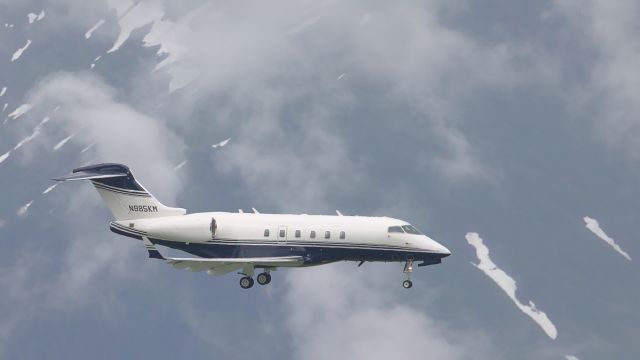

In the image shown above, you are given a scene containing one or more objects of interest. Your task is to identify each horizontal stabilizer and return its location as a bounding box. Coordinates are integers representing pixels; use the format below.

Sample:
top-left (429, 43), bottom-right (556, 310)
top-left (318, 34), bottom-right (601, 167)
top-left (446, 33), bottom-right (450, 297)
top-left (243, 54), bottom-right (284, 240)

top-left (52, 172), bottom-right (126, 181)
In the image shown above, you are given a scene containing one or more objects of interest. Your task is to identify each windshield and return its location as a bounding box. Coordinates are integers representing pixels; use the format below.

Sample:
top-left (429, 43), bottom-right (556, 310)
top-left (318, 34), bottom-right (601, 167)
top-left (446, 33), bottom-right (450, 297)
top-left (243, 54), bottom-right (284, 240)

top-left (402, 225), bottom-right (422, 235)
top-left (388, 226), bottom-right (404, 233)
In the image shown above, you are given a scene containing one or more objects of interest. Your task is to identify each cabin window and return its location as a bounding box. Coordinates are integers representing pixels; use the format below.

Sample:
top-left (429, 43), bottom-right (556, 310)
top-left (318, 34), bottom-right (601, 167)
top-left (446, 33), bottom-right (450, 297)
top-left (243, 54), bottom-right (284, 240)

top-left (210, 218), bottom-right (217, 239)
top-left (279, 229), bottom-right (286, 238)
top-left (295, 230), bottom-right (301, 238)
top-left (324, 231), bottom-right (331, 239)
top-left (402, 225), bottom-right (422, 235)
top-left (310, 231), bottom-right (316, 239)
top-left (264, 229), bottom-right (270, 237)
top-left (388, 226), bottom-right (404, 233)
top-left (340, 231), bottom-right (346, 239)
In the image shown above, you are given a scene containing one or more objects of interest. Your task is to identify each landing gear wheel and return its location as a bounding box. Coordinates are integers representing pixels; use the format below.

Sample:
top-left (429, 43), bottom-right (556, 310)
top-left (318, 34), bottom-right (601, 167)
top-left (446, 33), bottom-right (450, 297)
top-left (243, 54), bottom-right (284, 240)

top-left (240, 276), bottom-right (254, 289)
top-left (402, 280), bottom-right (413, 289)
top-left (256, 272), bottom-right (272, 285)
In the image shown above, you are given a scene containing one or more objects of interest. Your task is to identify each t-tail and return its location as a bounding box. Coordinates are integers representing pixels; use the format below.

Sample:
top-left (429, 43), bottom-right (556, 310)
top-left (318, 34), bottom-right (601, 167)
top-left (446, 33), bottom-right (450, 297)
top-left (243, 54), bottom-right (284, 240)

top-left (53, 163), bottom-right (186, 220)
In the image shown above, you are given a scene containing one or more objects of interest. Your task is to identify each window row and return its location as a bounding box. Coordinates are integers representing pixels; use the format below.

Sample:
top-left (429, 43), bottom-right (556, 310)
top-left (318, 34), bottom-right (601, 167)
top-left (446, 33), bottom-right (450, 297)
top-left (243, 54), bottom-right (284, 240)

top-left (263, 229), bottom-right (346, 239)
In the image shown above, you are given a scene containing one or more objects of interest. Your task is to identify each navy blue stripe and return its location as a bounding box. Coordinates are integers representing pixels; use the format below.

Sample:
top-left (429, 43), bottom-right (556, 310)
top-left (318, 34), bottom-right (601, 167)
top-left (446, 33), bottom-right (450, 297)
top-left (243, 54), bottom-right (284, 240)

top-left (93, 182), bottom-right (151, 197)
top-left (110, 223), bottom-right (147, 235)
top-left (150, 239), bottom-right (445, 265)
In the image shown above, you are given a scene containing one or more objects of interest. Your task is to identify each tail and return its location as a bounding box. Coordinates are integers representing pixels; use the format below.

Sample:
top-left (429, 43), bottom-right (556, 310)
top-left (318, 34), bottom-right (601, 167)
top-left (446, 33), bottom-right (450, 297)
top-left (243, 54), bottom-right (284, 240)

top-left (53, 163), bottom-right (186, 220)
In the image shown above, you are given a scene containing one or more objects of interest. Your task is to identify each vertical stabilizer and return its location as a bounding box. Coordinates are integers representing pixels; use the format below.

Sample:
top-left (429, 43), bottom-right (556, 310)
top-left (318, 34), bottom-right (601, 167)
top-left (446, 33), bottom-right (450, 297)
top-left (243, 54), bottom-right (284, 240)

top-left (53, 163), bottom-right (186, 220)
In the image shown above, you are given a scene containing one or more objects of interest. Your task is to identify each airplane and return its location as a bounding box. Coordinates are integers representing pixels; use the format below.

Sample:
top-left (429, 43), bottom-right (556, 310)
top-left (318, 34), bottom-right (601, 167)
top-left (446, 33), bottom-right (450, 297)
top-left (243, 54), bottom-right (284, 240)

top-left (54, 163), bottom-right (451, 289)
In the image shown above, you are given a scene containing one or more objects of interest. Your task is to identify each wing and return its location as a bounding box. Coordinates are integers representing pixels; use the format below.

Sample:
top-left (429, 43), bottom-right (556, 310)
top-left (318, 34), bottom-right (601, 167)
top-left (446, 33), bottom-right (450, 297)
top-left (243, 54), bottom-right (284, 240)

top-left (143, 237), bottom-right (304, 275)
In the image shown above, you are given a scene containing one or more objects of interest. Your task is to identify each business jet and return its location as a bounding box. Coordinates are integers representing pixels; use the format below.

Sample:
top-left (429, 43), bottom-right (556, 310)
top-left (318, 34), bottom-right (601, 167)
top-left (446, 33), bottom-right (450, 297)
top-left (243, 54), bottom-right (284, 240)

top-left (54, 163), bottom-right (450, 289)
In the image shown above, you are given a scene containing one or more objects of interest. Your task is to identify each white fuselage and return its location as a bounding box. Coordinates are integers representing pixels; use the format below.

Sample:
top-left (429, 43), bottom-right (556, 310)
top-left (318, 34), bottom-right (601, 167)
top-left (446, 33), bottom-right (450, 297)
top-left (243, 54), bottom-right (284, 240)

top-left (112, 212), bottom-right (450, 265)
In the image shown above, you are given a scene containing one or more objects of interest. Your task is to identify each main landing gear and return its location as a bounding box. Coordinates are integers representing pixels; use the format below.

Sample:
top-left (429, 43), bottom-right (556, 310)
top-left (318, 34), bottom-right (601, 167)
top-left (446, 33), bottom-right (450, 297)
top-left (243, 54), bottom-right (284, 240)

top-left (402, 258), bottom-right (414, 289)
top-left (239, 271), bottom-right (272, 289)
top-left (239, 276), bottom-right (254, 289)
top-left (256, 272), bottom-right (272, 285)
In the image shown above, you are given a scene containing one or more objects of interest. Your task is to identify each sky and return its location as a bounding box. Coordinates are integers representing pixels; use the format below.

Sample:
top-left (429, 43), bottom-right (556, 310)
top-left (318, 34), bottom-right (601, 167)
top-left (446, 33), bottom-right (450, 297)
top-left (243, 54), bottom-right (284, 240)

top-left (1, 0), bottom-right (639, 359)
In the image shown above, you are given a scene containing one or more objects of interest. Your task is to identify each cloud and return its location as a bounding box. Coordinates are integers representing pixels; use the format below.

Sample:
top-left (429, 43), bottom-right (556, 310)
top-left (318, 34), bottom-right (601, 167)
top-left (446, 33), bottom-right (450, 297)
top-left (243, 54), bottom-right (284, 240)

top-left (583, 216), bottom-right (631, 261)
top-left (0, 71), bottom-right (186, 354)
top-left (26, 72), bottom-right (184, 202)
top-left (552, 0), bottom-right (640, 158)
top-left (466, 232), bottom-right (558, 340)
top-left (284, 264), bottom-right (493, 360)
top-left (113, 0), bottom-right (530, 190)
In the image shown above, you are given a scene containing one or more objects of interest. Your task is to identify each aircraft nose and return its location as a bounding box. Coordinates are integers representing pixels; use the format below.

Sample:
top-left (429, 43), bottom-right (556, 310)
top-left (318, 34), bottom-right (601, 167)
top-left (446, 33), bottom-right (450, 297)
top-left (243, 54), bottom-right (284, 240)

top-left (425, 236), bottom-right (451, 257)
top-left (434, 241), bottom-right (451, 257)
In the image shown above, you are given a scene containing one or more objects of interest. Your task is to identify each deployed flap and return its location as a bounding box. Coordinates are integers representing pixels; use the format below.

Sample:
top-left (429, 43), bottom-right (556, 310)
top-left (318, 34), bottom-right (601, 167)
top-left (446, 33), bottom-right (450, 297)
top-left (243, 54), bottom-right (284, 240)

top-left (142, 237), bottom-right (304, 275)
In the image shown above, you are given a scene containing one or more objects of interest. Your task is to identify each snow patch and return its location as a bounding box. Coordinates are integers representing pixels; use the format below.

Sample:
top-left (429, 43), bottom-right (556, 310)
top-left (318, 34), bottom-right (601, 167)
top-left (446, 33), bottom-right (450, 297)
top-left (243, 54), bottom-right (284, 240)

top-left (80, 143), bottom-right (95, 153)
top-left (337, 73), bottom-right (346, 81)
top-left (17, 200), bottom-right (34, 218)
top-left (6, 103), bottom-right (33, 123)
top-left (14, 116), bottom-right (48, 151)
top-left (85, 19), bottom-right (105, 39)
top-left (287, 16), bottom-right (320, 35)
top-left (173, 160), bottom-right (187, 171)
top-left (11, 40), bottom-right (32, 62)
top-left (0, 87), bottom-right (6, 97)
top-left (3, 103), bottom-right (8, 112)
top-left (27, 11), bottom-right (45, 24)
top-left (0, 151), bottom-right (10, 164)
top-left (107, 0), bottom-right (164, 53)
top-left (584, 216), bottom-right (631, 261)
top-left (42, 184), bottom-right (58, 195)
top-left (212, 137), bottom-right (231, 148)
top-left (53, 134), bottom-right (75, 151)
top-left (466, 232), bottom-right (558, 339)
top-left (565, 355), bottom-right (580, 360)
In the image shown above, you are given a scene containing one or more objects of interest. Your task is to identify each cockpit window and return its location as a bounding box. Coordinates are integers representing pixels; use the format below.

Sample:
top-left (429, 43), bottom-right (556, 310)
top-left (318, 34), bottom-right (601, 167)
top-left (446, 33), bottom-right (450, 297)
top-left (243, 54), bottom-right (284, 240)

top-left (388, 226), bottom-right (404, 233)
top-left (402, 225), bottom-right (422, 235)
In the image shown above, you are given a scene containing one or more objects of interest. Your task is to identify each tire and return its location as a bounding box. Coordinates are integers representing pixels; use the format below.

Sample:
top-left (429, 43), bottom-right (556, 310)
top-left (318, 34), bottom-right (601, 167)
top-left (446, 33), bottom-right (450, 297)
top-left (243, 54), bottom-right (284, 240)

top-left (257, 272), bottom-right (271, 285)
top-left (402, 280), bottom-right (413, 289)
top-left (240, 276), bottom-right (254, 289)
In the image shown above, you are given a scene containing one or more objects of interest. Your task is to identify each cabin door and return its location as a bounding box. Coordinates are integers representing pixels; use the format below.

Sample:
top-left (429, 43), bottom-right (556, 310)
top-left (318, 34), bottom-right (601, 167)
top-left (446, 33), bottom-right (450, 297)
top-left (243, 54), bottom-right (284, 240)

top-left (277, 225), bottom-right (287, 245)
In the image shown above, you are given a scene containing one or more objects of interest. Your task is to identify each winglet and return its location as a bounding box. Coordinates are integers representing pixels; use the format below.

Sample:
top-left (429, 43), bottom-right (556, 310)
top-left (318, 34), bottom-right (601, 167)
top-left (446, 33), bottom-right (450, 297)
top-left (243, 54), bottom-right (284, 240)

top-left (143, 236), bottom-right (165, 260)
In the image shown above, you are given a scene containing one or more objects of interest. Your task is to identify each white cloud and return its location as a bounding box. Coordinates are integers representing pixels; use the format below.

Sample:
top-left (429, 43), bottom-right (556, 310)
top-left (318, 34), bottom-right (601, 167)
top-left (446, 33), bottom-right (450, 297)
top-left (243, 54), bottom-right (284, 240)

top-left (27, 72), bottom-right (185, 202)
top-left (135, 0), bottom-right (526, 188)
top-left (583, 216), bottom-right (631, 261)
top-left (552, 0), bottom-right (640, 158)
top-left (466, 232), bottom-right (558, 340)
top-left (565, 355), bottom-right (580, 360)
top-left (284, 264), bottom-right (493, 360)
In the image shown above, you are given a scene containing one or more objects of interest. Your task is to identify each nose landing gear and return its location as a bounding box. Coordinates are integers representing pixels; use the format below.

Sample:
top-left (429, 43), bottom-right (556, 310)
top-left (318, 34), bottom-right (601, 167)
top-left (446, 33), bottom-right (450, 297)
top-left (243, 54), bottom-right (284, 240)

top-left (402, 258), bottom-right (414, 289)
